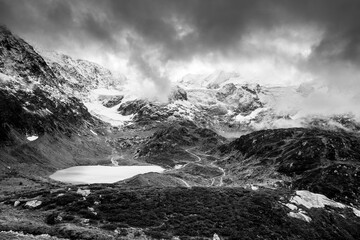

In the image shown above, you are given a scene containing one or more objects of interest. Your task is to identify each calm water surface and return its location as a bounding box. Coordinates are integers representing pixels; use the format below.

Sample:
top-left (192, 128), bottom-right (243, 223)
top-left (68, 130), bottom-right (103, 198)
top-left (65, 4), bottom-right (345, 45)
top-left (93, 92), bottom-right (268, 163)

top-left (50, 165), bottom-right (165, 184)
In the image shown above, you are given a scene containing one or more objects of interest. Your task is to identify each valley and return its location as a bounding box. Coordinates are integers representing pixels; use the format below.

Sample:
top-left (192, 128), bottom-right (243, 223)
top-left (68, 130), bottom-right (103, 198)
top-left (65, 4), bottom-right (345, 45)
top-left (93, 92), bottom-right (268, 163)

top-left (1, 25), bottom-right (360, 239)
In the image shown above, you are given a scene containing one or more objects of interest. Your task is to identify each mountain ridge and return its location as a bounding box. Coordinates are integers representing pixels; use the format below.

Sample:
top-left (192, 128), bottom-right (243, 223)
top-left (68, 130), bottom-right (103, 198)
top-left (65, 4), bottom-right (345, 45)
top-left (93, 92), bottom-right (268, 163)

top-left (2, 25), bottom-right (360, 240)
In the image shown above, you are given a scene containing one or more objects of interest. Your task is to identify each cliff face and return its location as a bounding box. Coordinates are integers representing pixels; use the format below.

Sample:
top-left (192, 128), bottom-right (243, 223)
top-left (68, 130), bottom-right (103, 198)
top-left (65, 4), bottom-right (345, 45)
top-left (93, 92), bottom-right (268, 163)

top-left (0, 26), bottom-right (112, 176)
top-left (38, 48), bottom-right (126, 99)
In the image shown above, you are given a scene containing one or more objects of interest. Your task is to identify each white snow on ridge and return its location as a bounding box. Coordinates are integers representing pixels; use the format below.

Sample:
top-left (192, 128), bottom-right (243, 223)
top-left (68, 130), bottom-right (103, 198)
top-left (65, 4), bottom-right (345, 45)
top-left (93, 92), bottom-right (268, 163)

top-left (84, 101), bottom-right (133, 126)
top-left (235, 108), bottom-right (267, 123)
top-left (84, 88), bottom-right (133, 126)
top-left (178, 71), bottom-right (242, 89)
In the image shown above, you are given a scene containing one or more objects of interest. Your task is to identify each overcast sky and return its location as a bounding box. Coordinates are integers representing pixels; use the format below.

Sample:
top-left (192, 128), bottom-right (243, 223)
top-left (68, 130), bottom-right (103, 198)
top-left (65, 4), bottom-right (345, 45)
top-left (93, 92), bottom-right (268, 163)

top-left (1, 0), bottom-right (360, 100)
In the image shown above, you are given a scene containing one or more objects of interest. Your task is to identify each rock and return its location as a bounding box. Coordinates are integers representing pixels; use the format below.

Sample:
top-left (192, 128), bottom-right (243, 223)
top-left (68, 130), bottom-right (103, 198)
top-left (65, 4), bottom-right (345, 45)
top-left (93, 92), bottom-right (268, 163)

top-left (216, 83), bottom-right (237, 101)
top-left (168, 86), bottom-right (188, 102)
top-left (88, 207), bottom-right (97, 215)
top-left (287, 211), bottom-right (312, 222)
top-left (117, 100), bottom-right (147, 116)
top-left (100, 95), bottom-right (124, 108)
top-left (77, 188), bottom-right (91, 197)
top-left (25, 200), bottom-right (42, 208)
top-left (290, 190), bottom-right (345, 209)
top-left (215, 83), bottom-right (262, 113)
top-left (213, 233), bottom-right (221, 240)
top-left (207, 104), bottom-right (228, 116)
top-left (284, 203), bottom-right (298, 211)
top-left (39, 47), bottom-right (126, 99)
top-left (14, 200), bottom-right (20, 207)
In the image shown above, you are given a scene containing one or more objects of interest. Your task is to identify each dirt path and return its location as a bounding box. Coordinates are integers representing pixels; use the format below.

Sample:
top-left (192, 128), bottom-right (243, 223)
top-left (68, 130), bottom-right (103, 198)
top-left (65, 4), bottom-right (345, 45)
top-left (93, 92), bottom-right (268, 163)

top-left (185, 148), bottom-right (226, 187)
top-left (177, 178), bottom-right (191, 188)
top-left (185, 147), bottom-right (202, 162)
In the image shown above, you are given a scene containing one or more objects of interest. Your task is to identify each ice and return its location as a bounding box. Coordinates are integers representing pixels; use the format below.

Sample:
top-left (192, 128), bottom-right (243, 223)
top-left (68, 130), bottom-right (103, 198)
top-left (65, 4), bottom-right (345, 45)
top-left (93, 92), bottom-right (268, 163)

top-left (235, 108), bottom-right (267, 122)
top-left (84, 101), bottom-right (133, 126)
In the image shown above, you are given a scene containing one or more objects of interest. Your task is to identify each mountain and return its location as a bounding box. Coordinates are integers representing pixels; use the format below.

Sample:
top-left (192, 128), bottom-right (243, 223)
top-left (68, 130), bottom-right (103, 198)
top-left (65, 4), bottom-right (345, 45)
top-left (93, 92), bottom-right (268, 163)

top-left (37, 48), bottom-right (126, 99)
top-left (2, 25), bottom-right (360, 240)
top-left (179, 70), bottom-right (241, 88)
top-left (0, 26), bottom-right (113, 178)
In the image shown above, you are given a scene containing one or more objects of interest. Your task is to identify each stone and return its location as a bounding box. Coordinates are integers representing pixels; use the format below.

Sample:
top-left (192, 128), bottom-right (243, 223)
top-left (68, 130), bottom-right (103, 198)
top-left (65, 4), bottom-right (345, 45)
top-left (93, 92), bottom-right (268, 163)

top-left (14, 200), bottom-right (20, 207)
top-left (77, 188), bottom-right (90, 197)
top-left (213, 233), bottom-right (221, 240)
top-left (25, 200), bottom-right (42, 208)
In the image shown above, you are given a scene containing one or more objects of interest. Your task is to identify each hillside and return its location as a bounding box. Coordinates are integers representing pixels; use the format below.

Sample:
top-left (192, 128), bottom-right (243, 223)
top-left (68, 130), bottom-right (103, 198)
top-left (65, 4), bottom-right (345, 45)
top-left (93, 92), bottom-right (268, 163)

top-left (2, 25), bottom-right (360, 239)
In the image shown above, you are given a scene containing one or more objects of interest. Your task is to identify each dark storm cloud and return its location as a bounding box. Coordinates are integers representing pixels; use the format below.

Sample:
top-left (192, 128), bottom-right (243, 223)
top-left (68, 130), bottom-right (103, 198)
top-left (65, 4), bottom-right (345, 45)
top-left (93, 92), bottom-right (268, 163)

top-left (1, 0), bottom-right (360, 85)
top-left (280, 0), bottom-right (360, 65)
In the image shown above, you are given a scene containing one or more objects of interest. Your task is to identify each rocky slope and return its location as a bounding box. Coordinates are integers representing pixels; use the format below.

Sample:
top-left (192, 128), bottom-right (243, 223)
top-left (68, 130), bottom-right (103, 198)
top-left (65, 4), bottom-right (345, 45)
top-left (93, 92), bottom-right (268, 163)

top-left (0, 26), bottom-right (113, 179)
top-left (2, 25), bottom-right (360, 240)
top-left (38, 48), bottom-right (126, 99)
top-left (217, 127), bottom-right (360, 206)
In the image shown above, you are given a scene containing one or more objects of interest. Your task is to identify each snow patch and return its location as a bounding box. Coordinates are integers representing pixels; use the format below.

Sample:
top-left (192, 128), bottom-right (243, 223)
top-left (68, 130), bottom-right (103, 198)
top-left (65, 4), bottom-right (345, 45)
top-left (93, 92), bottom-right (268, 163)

top-left (27, 135), bottom-right (38, 141)
top-left (84, 101), bottom-right (133, 126)
top-left (235, 108), bottom-right (267, 122)
top-left (174, 164), bottom-right (184, 169)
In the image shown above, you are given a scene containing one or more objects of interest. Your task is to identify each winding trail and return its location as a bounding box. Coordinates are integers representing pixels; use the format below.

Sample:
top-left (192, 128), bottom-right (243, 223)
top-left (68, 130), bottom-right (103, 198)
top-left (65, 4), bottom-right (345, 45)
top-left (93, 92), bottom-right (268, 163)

top-left (173, 147), bottom-right (202, 188)
top-left (177, 178), bottom-right (191, 188)
top-left (184, 147), bottom-right (226, 187)
top-left (185, 147), bottom-right (202, 162)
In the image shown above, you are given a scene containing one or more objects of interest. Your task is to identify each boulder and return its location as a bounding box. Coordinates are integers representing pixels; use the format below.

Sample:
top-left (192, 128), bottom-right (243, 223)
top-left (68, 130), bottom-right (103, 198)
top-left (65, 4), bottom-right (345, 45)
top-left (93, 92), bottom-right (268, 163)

top-left (25, 200), bottom-right (42, 208)
top-left (76, 188), bottom-right (91, 197)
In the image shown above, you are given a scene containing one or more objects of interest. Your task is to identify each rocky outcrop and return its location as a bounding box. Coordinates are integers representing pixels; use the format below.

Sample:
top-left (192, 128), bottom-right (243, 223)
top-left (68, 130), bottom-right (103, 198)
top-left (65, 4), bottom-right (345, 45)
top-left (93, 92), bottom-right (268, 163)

top-left (218, 128), bottom-right (360, 205)
top-left (168, 86), bottom-right (187, 102)
top-left (0, 86), bottom-right (99, 144)
top-left (0, 26), bottom-right (112, 177)
top-left (25, 200), bottom-right (42, 208)
top-left (99, 95), bottom-right (124, 108)
top-left (215, 83), bottom-right (263, 113)
top-left (38, 48), bottom-right (126, 98)
top-left (117, 100), bottom-right (147, 116)
top-left (76, 188), bottom-right (91, 197)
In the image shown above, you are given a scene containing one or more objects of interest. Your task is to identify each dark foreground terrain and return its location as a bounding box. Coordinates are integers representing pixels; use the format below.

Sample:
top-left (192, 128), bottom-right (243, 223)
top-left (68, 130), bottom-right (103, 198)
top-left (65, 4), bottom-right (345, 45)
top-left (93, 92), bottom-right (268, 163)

top-left (1, 186), bottom-right (360, 240)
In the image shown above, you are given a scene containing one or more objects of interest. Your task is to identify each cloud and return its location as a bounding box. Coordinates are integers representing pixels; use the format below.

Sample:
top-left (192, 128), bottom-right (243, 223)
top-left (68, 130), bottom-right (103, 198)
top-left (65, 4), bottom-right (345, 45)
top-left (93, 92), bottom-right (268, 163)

top-left (1, 0), bottom-right (360, 103)
top-left (126, 35), bottom-right (171, 102)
